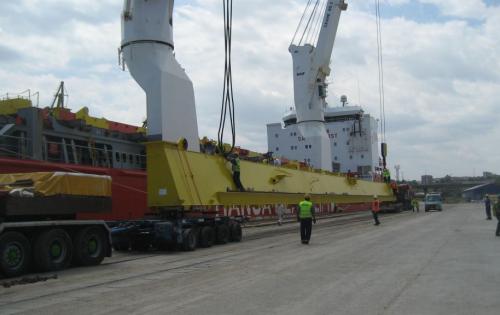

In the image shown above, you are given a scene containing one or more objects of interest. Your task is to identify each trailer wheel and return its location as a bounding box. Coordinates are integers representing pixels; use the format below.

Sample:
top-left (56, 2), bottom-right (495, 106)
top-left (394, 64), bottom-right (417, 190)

top-left (0, 232), bottom-right (31, 278)
top-left (73, 227), bottom-right (107, 266)
top-left (229, 222), bottom-right (242, 242)
top-left (199, 226), bottom-right (215, 248)
top-left (34, 229), bottom-right (73, 272)
top-left (216, 224), bottom-right (230, 244)
top-left (182, 229), bottom-right (197, 251)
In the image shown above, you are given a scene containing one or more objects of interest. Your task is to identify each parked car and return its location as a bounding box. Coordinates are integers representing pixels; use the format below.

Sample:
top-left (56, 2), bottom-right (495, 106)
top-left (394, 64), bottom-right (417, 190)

top-left (425, 193), bottom-right (443, 212)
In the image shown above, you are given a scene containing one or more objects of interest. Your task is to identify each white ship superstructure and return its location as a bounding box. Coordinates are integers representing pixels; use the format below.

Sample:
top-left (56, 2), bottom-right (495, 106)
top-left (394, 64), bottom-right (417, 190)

top-left (267, 99), bottom-right (379, 178)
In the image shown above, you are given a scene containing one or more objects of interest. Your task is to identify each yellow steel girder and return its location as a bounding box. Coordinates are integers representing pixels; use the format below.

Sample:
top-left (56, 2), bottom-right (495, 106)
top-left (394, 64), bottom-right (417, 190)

top-left (146, 141), bottom-right (395, 208)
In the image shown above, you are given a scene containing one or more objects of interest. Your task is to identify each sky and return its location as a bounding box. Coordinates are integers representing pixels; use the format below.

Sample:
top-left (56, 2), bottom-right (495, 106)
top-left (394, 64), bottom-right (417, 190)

top-left (0, 0), bottom-right (499, 180)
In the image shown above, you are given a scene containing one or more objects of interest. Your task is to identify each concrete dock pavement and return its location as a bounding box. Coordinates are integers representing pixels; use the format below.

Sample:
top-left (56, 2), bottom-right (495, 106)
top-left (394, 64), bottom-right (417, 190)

top-left (1, 203), bottom-right (499, 315)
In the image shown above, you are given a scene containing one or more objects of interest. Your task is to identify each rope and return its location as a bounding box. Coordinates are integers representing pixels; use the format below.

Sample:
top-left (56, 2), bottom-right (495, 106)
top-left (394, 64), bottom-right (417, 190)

top-left (217, 0), bottom-right (237, 155)
top-left (375, 0), bottom-right (387, 143)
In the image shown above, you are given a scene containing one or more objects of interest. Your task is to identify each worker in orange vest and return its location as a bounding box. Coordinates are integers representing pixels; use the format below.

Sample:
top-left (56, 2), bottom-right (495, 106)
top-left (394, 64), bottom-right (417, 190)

top-left (372, 195), bottom-right (381, 226)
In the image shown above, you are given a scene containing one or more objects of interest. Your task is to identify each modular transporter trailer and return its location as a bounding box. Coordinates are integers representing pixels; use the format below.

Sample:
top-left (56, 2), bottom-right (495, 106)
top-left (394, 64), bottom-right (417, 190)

top-left (111, 211), bottom-right (243, 252)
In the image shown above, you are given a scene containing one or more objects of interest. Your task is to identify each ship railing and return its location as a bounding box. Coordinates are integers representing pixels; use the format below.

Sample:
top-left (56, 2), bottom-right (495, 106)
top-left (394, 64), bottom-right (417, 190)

top-left (42, 139), bottom-right (146, 170)
top-left (0, 134), bottom-right (31, 159)
top-left (0, 134), bottom-right (146, 170)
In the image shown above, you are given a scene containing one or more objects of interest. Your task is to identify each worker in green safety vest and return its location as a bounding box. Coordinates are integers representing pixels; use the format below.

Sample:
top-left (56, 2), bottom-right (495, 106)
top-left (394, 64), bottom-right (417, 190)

top-left (297, 194), bottom-right (316, 244)
top-left (383, 168), bottom-right (391, 183)
top-left (411, 198), bottom-right (420, 213)
top-left (227, 153), bottom-right (244, 191)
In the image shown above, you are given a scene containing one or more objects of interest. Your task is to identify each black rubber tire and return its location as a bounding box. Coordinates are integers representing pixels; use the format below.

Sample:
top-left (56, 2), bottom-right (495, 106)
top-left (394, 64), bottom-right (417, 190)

top-left (73, 227), bottom-right (107, 266)
top-left (216, 224), bottom-right (230, 244)
top-left (34, 229), bottom-right (73, 272)
top-left (229, 222), bottom-right (242, 242)
top-left (0, 231), bottom-right (31, 278)
top-left (182, 229), bottom-right (197, 251)
top-left (199, 226), bottom-right (215, 248)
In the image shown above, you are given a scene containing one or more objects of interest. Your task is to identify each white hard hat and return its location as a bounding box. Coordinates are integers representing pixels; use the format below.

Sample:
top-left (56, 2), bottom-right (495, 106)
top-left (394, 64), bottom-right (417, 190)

top-left (373, 195), bottom-right (378, 198)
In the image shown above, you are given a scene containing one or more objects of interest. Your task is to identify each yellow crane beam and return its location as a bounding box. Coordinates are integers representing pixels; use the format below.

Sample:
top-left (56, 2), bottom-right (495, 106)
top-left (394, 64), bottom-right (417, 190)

top-left (146, 141), bottom-right (395, 209)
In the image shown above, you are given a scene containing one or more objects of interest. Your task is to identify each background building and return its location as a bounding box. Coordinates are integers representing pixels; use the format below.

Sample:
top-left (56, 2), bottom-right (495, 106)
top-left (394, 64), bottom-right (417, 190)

top-left (462, 183), bottom-right (500, 201)
top-left (421, 175), bottom-right (434, 185)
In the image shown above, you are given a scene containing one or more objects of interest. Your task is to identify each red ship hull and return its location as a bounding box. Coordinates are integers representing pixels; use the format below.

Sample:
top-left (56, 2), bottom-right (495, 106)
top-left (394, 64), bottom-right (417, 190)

top-left (0, 157), bottom-right (147, 221)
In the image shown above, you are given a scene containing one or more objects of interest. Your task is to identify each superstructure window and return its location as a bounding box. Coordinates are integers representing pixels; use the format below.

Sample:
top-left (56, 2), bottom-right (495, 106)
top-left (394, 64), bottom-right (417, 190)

top-left (275, 133), bottom-right (279, 138)
top-left (115, 152), bottom-right (120, 162)
top-left (276, 147), bottom-right (279, 151)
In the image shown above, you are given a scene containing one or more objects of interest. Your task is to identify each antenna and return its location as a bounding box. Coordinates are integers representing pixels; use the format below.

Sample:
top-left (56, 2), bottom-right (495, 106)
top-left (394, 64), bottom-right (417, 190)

top-left (340, 95), bottom-right (348, 107)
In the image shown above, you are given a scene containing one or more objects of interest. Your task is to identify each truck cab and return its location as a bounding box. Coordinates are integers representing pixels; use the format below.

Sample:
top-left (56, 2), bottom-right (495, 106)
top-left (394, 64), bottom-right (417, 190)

top-left (424, 193), bottom-right (443, 212)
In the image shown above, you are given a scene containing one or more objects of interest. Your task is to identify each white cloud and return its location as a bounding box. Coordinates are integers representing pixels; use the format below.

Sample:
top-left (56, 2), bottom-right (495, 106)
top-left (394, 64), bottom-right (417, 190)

top-left (419, 0), bottom-right (489, 19)
top-left (0, 0), bottom-right (499, 180)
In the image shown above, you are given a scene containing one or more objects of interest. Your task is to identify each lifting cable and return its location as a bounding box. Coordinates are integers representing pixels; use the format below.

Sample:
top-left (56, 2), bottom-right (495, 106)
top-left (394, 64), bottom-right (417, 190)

top-left (291, 0), bottom-right (313, 46)
top-left (311, 0), bottom-right (328, 45)
top-left (291, 0), bottom-right (327, 47)
top-left (217, 0), bottom-right (237, 155)
top-left (299, 0), bottom-right (321, 45)
top-left (375, 0), bottom-right (387, 143)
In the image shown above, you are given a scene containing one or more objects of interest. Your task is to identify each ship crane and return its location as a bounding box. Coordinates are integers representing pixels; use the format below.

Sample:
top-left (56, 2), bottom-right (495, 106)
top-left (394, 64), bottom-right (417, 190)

top-left (116, 0), bottom-right (395, 245)
top-left (289, 0), bottom-right (347, 171)
top-left (120, 0), bottom-right (200, 152)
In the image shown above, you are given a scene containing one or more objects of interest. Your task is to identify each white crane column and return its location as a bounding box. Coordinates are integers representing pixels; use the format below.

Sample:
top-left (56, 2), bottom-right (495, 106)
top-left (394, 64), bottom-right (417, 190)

top-left (289, 0), bottom-right (347, 171)
top-left (121, 0), bottom-right (200, 152)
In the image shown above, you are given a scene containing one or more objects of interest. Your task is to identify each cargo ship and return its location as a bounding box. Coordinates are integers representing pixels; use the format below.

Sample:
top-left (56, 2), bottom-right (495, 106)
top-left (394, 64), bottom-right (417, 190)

top-left (0, 83), bottom-right (378, 222)
top-left (0, 82), bottom-right (148, 221)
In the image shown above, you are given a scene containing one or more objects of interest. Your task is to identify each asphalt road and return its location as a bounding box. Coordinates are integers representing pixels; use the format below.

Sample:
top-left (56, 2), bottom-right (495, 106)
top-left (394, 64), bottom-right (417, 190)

top-left (1, 203), bottom-right (499, 315)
